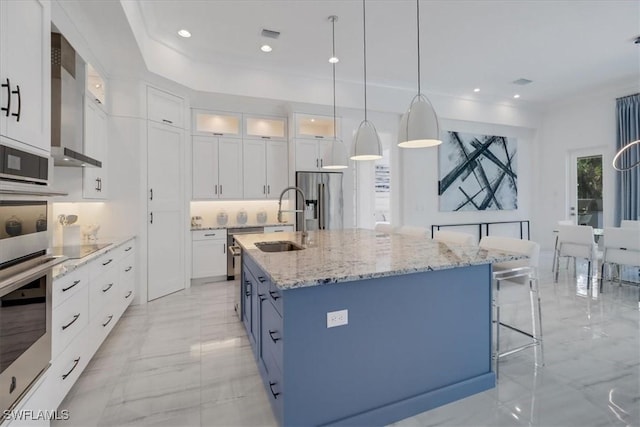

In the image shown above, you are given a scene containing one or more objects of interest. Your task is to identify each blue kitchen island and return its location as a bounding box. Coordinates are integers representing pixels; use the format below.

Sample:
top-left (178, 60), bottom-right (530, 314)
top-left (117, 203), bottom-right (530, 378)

top-left (235, 229), bottom-right (524, 426)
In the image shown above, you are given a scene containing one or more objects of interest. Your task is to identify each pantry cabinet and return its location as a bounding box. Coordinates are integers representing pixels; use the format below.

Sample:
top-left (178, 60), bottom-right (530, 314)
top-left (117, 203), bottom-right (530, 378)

top-left (0, 0), bottom-right (50, 154)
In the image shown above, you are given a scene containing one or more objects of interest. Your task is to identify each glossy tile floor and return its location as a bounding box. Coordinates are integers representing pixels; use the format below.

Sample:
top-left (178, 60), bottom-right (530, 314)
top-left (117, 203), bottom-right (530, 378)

top-left (53, 252), bottom-right (639, 427)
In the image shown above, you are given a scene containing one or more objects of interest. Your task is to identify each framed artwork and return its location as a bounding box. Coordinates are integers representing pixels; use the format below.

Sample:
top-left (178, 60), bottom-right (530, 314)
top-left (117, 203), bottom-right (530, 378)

top-left (438, 131), bottom-right (517, 211)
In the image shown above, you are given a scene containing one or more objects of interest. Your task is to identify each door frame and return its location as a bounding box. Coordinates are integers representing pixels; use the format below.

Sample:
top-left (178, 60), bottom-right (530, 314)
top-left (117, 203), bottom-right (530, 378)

top-left (567, 146), bottom-right (614, 228)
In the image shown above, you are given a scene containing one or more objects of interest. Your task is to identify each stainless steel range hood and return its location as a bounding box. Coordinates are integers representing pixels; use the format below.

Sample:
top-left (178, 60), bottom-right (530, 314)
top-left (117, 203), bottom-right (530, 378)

top-left (51, 33), bottom-right (101, 168)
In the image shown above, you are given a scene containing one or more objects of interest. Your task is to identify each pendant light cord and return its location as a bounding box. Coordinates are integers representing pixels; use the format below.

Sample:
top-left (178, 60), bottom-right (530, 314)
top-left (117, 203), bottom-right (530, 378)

top-left (416, 0), bottom-right (421, 95)
top-left (362, 0), bottom-right (368, 122)
top-left (332, 17), bottom-right (337, 139)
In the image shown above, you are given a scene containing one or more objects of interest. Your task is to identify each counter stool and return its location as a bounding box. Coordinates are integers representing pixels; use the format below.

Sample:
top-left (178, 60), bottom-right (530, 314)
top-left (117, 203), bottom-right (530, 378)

top-left (479, 236), bottom-right (543, 378)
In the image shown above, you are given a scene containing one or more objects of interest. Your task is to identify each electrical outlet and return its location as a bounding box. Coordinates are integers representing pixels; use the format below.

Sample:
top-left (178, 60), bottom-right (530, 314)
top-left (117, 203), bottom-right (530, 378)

top-left (327, 309), bottom-right (348, 328)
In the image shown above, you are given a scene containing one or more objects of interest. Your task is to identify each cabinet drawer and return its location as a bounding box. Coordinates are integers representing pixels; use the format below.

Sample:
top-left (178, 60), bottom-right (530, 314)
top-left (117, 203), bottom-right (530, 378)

top-left (118, 240), bottom-right (136, 257)
top-left (262, 349), bottom-right (284, 423)
top-left (120, 255), bottom-right (136, 308)
top-left (263, 225), bottom-right (294, 233)
top-left (192, 229), bottom-right (226, 241)
top-left (89, 266), bottom-right (118, 317)
top-left (89, 249), bottom-right (120, 279)
top-left (49, 336), bottom-right (91, 410)
top-left (52, 284), bottom-right (89, 358)
top-left (261, 297), bottom-right (283, 373)
top-left (90, 304), bottom-right (120, 354)
top-left (267, 281), bottom-right (283, 316)
top-left (52, 266), bottom-right (89, 308)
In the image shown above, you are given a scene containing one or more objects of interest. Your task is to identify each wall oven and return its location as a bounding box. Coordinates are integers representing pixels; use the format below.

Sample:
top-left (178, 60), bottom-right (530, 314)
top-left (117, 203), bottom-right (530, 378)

top-left (0, 198), bottom-right (66, 412)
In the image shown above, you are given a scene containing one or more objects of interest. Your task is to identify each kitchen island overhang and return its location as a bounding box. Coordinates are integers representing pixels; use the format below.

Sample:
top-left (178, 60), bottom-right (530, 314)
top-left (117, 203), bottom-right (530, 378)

top-left (235, 229), bottom-right (526, 426)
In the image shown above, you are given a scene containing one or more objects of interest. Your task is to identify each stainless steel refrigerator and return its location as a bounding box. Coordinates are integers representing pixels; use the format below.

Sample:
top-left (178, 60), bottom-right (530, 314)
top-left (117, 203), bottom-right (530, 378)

top-left (295, 172), bottom-right (344, 231)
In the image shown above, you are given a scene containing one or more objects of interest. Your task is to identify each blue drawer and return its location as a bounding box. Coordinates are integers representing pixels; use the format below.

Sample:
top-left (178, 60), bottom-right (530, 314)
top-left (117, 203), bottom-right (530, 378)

top-left (261, 297), bottom-right (283, 373)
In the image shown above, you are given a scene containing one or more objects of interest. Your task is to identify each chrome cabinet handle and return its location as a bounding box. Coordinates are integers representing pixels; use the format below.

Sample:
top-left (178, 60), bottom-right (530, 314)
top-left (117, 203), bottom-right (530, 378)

top-left (11, 85), bottom-right (20, 121)
top-left (263, 185), bottom-right (266, 194)
top-left (219, 185), bottom-right (222, 194)
top-left (102, 315), bottom-right (114, 327)
top-left (215, 185), bottom-right (218, 195)
top-left (1, 78), bottom-right (10, 117)
top-left (267, 185), bottom-right (270, 194)
top-left (62, 358), bottom-right (81, 380)
top-left (62, 280), bottom-right (81, 292)
top-left (102, 283), bottom-right (113, 293)
top-left (62, 314), bottom-right (80, 330)
top-left (125, 291), bottom-right (133, 299)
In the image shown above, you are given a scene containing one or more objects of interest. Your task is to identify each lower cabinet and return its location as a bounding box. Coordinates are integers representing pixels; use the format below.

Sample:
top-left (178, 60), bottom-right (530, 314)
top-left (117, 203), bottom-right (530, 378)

top-left (191, 229), bottom-right (227, 279)
top-left (12, 238), bottom-right (138, 422)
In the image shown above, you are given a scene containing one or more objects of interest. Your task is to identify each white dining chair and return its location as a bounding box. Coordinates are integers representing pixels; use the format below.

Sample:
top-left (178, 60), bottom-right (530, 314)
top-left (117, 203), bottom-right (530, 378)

top-left (552, 220), bottom-right (574, 272)
top-left (600, 227), bottom-right (640, 292)
top-left (374, 222), bottom-right (393, 234)
top-left (621, 220), bottom-right (640, 229)
top-left (479, 236), bottom-right (543, 377)
top-left (554, 225), bottom-right (601, 284)
top-left (395, 226), bottom-right (428, 237)
top-left (433, 230), bottom-right (476, 246)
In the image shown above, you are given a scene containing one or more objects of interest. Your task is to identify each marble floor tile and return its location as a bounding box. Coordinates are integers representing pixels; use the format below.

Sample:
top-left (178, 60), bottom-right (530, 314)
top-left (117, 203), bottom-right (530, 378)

top-left (54, 252), bottom-right (640, 427)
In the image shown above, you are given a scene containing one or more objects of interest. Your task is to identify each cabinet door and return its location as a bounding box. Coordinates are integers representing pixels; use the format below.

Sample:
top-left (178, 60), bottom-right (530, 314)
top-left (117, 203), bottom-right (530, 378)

top-left (192, 136), bottom-right (218, 199)
top-left (192, 239), bottom-right (227, 278)
top-left (266, 140), bottom-right (288, 198)
top-left (83, 98), bottom-right (107, 199)
top-left (295, 139), bottom-right (320, 171)
top-left (147, 86), bottom-right (184, 128)
top-left (0, 0), bottom-right (50, 153)
top-left (243, 139), bottom-right (267, 199)
top-left (217, 137), bottom-right (243, 199)
top-left (147, 122), bottom-right (185, 301)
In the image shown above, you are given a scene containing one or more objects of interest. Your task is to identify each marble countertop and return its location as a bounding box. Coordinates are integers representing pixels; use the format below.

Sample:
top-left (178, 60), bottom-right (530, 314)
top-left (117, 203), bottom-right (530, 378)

top-left (191, 223), bottom-right (293, 231)
top-left (235, 229), bottom-right (528, 290)
top-left (52, 236), bottom-right (136, 280)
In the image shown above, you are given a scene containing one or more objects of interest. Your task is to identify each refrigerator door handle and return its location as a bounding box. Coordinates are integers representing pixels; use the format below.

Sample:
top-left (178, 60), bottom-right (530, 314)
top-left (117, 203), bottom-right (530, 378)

top-left (318, 183), bottom-right (325, 229)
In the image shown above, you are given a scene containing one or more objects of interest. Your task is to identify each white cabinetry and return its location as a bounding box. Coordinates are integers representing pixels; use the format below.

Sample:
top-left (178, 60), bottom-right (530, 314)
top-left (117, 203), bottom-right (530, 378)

top-left (243, 139), bottom-right (288, 199)
top-left (192, 136), bottom-right (243, 200)
top-left (192, 229), bottom-right (227, 279)
top-left (294, 113), bottom-right (341, 172)
top-left (148, 86), bottom-right (184, 129)
top-left (193, 110), bottom-right (241, 137)
top-left (82, 96), bottom-right (108, 199)
top-left (264, 225), bottom-right (294, 233)
top-left (0, 0), bottom-right (50, 153)
top-left (244, 115), bottom-right (286, 140)
top-left (295, 138), bottom-right (328, 171)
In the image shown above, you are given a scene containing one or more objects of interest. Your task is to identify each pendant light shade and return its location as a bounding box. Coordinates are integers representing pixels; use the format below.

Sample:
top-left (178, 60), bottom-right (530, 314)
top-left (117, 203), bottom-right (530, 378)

top-left (398, 94), bottom-right (441, 148)
top-left (350, 0), bottom-right (382, 162)
top-left (322, 15), bottom-right (348, 170)
top-left (351, 120), bottom-right (382, 161)
top-left (398, 0), bottom-right (442, 149)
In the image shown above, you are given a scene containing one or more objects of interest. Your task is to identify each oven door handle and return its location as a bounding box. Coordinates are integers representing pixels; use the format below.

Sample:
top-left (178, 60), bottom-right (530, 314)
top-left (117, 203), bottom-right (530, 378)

top-left (0, 255), bottom-right (68, 296)
top-left (229, 245), bottom-right (242, 256)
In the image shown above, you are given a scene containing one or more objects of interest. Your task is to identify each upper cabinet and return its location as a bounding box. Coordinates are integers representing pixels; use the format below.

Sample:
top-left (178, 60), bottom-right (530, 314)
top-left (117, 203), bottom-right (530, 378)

top-left (294, 113), bottom-right (340, 140)
top-left (148, 86), bottom-right (185, 129)
top-left (86, 63), bottom-right (105, 108)
top-left (83, 96), bottom-right (108, 199)
top-left (193, 109), bottom-right (241, 137)
top-left (0, 0), bottom-right (51, 154)
top-left (244, 115), bottom-right (286, 141)
top-left (192, 136), bottom-right (243, 200)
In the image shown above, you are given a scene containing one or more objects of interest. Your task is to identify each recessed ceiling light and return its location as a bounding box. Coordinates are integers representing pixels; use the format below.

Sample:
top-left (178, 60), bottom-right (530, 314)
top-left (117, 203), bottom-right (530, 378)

top-left (513, 94), bottom-right (521, 99)
top-left (310, 118), bottom-right (315, 122)
top-left (178, 29), bottom-right (191, 38)
top-left (328, 56), bottom-right (339, 64)
top-left (63, 157), bottom-right (69, 161)
top-left (95, 84), bottom-right (101, 88)
top-left (260, 44), bottom-right (273, 53)
top-left (473, 88), bottom-right (480, 93)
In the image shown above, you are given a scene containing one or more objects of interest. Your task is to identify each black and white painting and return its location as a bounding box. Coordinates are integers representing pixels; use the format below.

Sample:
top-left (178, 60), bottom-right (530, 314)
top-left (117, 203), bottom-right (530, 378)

top-left (438, 131), bottom-right (517, 211)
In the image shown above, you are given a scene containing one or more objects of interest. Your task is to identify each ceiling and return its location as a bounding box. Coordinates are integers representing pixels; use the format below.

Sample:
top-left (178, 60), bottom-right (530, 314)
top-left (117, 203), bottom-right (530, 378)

top-left (65, 0), bottom-right (640, 110)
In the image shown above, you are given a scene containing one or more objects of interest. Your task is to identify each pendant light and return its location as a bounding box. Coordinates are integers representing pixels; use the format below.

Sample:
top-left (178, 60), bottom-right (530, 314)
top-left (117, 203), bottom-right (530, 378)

top-left (398, 0), bottom-right (442, 148)
top-left (350, 0), bottom-right (382, 161)
top-left (322, 15), bottom-right (348, 170)
top-left (613, 139), bottom-right (640, 171)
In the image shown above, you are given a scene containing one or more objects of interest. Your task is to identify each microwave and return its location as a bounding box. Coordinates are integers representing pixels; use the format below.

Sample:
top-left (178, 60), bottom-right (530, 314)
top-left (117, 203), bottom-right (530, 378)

top-left (0, 144), bottom-right (49, 185)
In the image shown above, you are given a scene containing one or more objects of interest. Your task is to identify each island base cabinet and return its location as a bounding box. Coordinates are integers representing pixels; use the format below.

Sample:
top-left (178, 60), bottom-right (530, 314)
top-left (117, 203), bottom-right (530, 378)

top-left (243, 253), bottom-right (496, 426)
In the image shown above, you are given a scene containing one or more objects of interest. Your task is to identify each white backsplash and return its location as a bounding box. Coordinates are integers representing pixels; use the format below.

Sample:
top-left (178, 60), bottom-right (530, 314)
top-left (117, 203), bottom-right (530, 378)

top-left (190, 200), bottom-right (293, 228)
top-left (52, 202), bottom-right (108, 246)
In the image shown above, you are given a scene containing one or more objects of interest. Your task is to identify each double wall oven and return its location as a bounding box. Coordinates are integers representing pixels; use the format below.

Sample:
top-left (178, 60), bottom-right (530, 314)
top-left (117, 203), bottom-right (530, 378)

top-left (0, 144), bottom-right (67, 413)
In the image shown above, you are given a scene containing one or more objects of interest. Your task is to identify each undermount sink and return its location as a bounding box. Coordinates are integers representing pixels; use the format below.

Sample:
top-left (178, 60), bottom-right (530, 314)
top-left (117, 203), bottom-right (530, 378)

top-left (255, 241), bottom-right (304, 253)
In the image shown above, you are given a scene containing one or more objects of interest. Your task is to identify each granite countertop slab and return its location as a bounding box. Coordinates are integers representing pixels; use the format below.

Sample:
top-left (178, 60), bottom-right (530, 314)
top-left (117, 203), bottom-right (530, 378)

top-left (235, 228), bottom-right (528, 290)
top-left (191, 223), bottom-right (293, 231)
top-left (52, 236), bottom-right (136, 280)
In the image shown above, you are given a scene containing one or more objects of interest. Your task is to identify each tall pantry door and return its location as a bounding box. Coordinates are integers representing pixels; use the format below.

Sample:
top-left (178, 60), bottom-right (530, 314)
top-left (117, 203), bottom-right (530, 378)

top-left (147, 121), bottom-right (185, 300)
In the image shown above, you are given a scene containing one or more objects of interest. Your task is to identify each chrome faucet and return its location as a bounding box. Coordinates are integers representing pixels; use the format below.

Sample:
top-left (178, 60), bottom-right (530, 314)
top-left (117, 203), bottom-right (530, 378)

top-left (278, 186), bottom-right (308, 245)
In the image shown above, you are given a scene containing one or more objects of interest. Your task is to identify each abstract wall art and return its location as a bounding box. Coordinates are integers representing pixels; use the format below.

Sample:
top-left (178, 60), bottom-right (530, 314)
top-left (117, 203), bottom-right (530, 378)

top-left (438, 131), bottom-right (517, 211)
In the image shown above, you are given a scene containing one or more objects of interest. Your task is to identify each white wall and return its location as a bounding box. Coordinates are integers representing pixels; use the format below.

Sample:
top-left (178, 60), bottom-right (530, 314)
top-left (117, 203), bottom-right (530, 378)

top-left (533, 83), bottom-right (639, 249)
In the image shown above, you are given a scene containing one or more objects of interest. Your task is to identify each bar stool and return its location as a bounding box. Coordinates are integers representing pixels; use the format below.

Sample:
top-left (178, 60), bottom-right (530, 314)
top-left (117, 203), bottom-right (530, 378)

top-left (479, 236), bottom-right (543, 378)
top-left (554, 225), bottom-right (601, 284)
top-left (374, 222), bottom-right (393, 234)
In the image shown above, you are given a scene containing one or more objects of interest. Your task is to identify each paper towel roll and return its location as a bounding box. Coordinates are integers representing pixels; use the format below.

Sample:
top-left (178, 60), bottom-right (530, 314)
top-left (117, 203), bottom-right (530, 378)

top-left (62, 225), bottom-right (81, 247)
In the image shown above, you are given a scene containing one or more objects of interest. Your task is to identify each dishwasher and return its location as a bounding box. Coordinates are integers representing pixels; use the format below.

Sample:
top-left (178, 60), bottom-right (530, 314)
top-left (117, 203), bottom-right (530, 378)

top-left (228, 227), bottom-right (264, 317)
